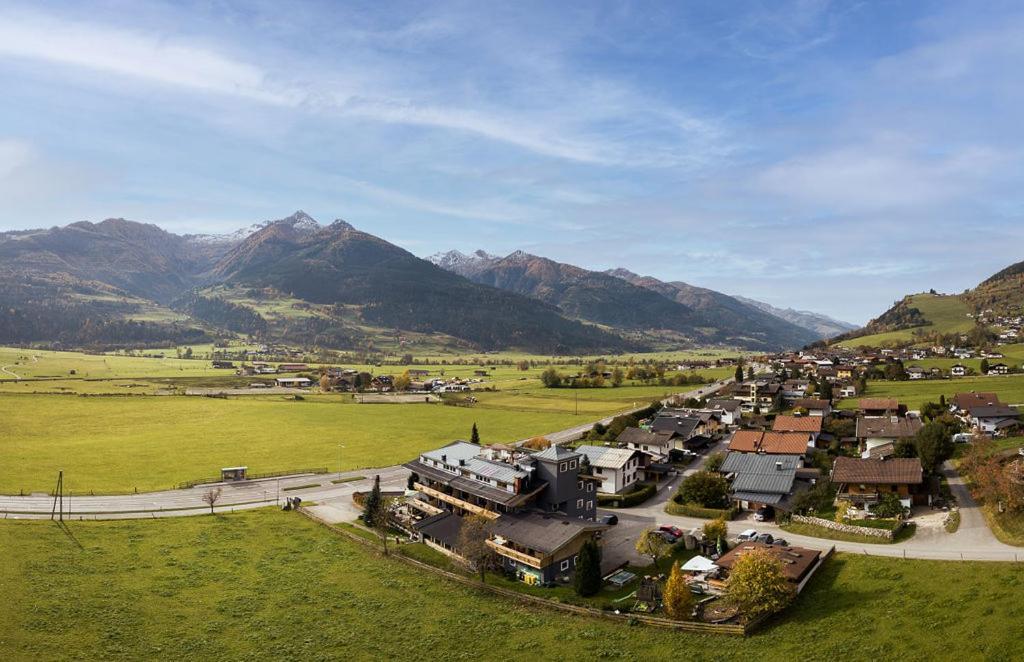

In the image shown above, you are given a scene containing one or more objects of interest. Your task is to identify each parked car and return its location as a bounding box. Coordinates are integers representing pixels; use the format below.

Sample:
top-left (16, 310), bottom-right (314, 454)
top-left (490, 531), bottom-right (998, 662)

top-left (754, 533), bottom-right (774, 545)
top-left (601, 514), bottom-right (618, 526)
top-left (737, 529), bottom-right (758, 541)
top-left (771, 538), bottom-right (789, 547)
top-left (658, 525), bottom-right (684, 538)
top-left (952, 433), bottom-right (973, 444)
top-left (753, 506), bottom-right (774, 522)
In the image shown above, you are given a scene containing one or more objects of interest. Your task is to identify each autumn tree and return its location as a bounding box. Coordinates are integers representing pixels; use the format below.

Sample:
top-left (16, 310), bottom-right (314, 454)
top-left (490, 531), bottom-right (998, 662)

top-left (573, 538), bottom-right (603, 597)
top-left (727, 548), bottom-right (794, 618)
top-left (457, 513), bottom-right (495, 582)
top-left (703, 517), bottom-right (728, 548)
top-left (393, 370), bottom-right (412, 392)
top-left (611, 367), bottom-right (624, 387)
top-left (540, 367), bottom-right (563, 388)
top-left (635, 529), bottom-right (673, 572)
top-left (320, 373), bottom-right (333, 392)
top-left (522, 436), bottom-right (552, 451)
top-left (662, 564), bottom-right (696, 620)
top-left (202, 487), bottom-right (222, 514)
top-left (678, 470), bottom-right (730, 508)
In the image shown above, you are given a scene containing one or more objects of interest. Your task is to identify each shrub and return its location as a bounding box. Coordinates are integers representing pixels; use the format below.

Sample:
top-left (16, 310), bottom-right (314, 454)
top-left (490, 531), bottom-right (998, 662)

top-left (598, 482), bottom-right (656, 508)
top-left (676, 471), bottom-right (729, 509)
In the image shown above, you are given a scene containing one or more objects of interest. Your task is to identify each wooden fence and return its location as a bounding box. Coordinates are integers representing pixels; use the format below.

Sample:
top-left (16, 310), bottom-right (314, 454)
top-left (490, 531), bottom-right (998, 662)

top-left (297, 507), bottom-right (760, 636)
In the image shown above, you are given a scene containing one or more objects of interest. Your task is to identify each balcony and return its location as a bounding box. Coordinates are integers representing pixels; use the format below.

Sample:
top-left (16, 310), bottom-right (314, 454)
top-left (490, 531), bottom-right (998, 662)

top-left (486, 538), bottom-right (544, 569)
top-left (836, 492), bottom-right (880, 504)
top-left (414, 482), bottom-right (500, 520)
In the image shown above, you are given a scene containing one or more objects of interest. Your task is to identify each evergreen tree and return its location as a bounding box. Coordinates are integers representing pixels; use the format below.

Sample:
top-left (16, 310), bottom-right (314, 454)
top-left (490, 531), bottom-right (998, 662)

top-left (470, 422), bottom-right (480, 444)
top-left (573, 539), bottom-right (603, 597)
top-left (747, 366), bottom-right (755, 380)
top-left (363, 475), bottom-right (383, 528)
top-left (735, 365), bottom-right (744, 383)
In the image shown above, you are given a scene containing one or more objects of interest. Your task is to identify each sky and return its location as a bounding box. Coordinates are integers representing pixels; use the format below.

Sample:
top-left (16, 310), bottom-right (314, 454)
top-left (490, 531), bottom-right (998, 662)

top-left (2, 1), bottom-right (1023, 324)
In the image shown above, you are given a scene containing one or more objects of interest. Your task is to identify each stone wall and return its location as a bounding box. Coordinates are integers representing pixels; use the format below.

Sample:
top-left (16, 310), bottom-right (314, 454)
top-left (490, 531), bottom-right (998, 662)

top-left (791, 514), bottom-right (895, 540)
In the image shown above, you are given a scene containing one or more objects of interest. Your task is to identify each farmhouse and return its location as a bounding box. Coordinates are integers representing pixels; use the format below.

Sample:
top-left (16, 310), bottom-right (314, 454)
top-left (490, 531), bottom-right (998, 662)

top-left (403, 442), bottom-right (606, 585)
top-left (831, 456), bottom-right (924, 510)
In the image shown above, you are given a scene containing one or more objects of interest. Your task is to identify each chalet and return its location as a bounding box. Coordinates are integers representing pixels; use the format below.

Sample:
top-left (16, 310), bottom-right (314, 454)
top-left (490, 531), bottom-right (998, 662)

top-left (988, 363), bottom-right (1010, 376)
top-left (855, 416), bottom-right (923, 459)
top-left (616, 426), bottom-right (703, 462)
top-left (574, 445), bottom-right (643, 494)
top-left (772, 414), bottom-right (822, 445)
top-left (831, 456), bottom-right (925, 511)
top-left (906, 366), bottom-right (926, 380)
top-left (952, 392), bottom-right (1002, 414)
top-left (834, 366), bottom-right (857, 380)
top-left (792, 398), bottom-right (831, 417)
top-left (839, 384), bottom-right (858, 398)
top-left (727, 430), bottom-right (813, 455)
top-left (277, 363), bottom-right (309, 372)
top-left (719, 452), bottom-right (819, 512)
top-left (967, 405), bottom-right (1021, 436)
top-left (951, 364), bottom-right (968, 377)
top-left (211, 360), bottom-right (235, 369)
top-left (404, 442), bottom-right (605, 585)
top-left (649, 413), bottom-right (701, 442)
top-left (707, 398), bottom-right (743, 426)
top-left (858, 398), bottom-right (903, 416)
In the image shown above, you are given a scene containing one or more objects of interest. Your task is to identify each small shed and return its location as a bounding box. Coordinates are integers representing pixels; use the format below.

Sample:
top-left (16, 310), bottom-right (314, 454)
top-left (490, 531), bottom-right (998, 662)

top-left (221, 466), bottom-right (248, 481)
top-left (681, 555), bottom-right (716, 574)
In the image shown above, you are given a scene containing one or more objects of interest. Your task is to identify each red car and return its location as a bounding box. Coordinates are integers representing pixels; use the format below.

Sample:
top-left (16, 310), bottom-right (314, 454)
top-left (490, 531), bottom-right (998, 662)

top-left (658, 525), bottom-right (684, 538)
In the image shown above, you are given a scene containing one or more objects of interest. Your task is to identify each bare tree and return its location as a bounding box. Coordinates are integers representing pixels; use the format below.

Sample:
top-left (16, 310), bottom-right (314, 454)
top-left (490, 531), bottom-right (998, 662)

top-left (202, 487), bottom-right (222, 514)
top-left (457, 513), bottom-right (496, 582)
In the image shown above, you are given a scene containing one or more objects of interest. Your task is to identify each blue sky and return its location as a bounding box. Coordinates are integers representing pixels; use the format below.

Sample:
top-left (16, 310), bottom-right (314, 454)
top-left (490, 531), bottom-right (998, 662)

top-left (2, 1), bottom-right (1023, 323)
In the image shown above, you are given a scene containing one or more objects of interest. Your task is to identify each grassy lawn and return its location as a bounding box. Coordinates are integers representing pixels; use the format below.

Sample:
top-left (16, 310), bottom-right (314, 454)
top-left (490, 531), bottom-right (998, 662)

top-left (3, 509), bottom-right (1024, 660)
top-left (0, 394), bottom-right (597, 494)
top-left (835, 293), bottom-right (974, 348)
top-left (837, 374), bottom-right (1024, 411)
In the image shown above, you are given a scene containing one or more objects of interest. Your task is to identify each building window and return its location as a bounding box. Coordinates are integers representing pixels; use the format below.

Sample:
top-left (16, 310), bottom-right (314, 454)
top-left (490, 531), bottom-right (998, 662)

top-left (587, 483), bottom-right (593, 492)
top-left (560, 559), bottom-right (570, 571)
top-left (573, 555), bottom-right (579, 566)
top-left (576, 499), bottom-right (583, 509)
top-left (577, 480), bottom-right (584, 489)
top-left (569, 460), bottom-right (577, 469)
top-left (587, 500), bottom-right (593, 510)
top-left (559, 462), bottom-right (567, 472)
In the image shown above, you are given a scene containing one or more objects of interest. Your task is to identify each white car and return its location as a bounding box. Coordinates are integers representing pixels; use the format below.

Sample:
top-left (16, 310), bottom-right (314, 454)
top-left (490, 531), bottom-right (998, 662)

top-left (737, 529), bottom-right (758, 541)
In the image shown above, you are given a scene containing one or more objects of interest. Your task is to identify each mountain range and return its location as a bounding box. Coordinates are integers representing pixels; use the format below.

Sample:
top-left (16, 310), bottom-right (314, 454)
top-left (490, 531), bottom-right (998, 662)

top-left (0, 211), bottom-right (852, 353)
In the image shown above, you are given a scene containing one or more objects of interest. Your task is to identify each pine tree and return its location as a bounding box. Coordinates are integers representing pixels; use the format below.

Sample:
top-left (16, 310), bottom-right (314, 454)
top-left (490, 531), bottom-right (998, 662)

top-left (663, 564), bottom-right (695, 620)
top-left (470, 422), bottom-right (480, 445)
top-left (573, 539), bottom-right (603, 597)
top-left (363, 475), bottom-right (382, 528)
top-left (735, 365), bottom-right (744, 383)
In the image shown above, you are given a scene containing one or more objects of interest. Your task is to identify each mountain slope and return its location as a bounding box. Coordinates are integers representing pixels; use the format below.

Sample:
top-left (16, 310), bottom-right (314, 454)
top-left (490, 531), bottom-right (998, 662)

top-left (213, 216), bottom-right (635, 353)
top-left (730, 295), bottom-right (857, 338)
top-left (604, 268), bottom-right (821, 349)
top-left (429, 251), bottom-right (818, 350)
top-left (964, 259), bottom-right (1024, 314)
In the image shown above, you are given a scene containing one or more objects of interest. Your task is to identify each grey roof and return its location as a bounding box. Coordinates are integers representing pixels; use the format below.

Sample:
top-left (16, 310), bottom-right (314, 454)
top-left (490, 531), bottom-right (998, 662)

top-left (732, 491), bottom-right (784, 504)
top-left (616, 427), bottom-right (663, 447)
top-left (708, 398), bottom-right (743, 412)
top-left (650, 416), bottom-right (699, 438)
top-left (420, 441), bottom-right (530, 484)
top-left (414, 512), bottom-right (463, 547)
top-left (404, 460), bottom-right (539, 507)
top-left (491, 512), bottom-right (607, 555)
top-left (721, 452), bottom-right (801, 496)
top-left (575, 445), bottom-right (640, 469)
top-left (532, 445), bottom-right (581, 463)
top-left (970, 405), bottom-right (1020, 419)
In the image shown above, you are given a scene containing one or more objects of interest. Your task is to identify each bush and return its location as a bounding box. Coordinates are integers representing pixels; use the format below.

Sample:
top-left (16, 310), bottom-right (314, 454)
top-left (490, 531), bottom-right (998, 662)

top-left (598, 482), bottom-right (656, 508)
top-left (676, 470), bottom-right (729, 509)
top-left (665, 500), bottom-right (738, 519)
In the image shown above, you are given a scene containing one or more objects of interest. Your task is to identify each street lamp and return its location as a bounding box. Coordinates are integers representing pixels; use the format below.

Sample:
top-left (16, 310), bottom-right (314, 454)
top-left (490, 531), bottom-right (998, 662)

top-left (338, 443), bottom-right (346, 478)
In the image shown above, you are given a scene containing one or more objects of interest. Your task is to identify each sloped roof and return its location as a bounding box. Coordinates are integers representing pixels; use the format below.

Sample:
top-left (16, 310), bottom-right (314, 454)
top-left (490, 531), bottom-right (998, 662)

top-left (650, 415), bottom-right (700, 438)
top-left (953, 392), bottom-right (1001, 412)
top-left (708, 398), bottom-right (743, 412)
top-left (532, 444), bottom-right (581, 462)
top-left (970, 405), bottom-right (1019, 419)
top-left (491, 512), bottom-right (606, 555)
top-left (575, 445), bottom-right (639, 469)
top-left (832, 456), bottom-right (923, 485)
top-left (858, 398), bottom-right (900, 411)
top-left (761, 432), bottom-right (814, 454)
top-left (715, 542), bottom-right (820, 582)
top-left (794, 398), bottom-right (830, 410)
top-left (720, 453), bottom-right (801, 495)
top-left (855, 416), bottom-right (923, 439)
top-left (772, 415), bottom-right (822, 433)
top-left (616, 427), bottom-right (663, 447)
top-left (729, 430), bottom-right (763, 452)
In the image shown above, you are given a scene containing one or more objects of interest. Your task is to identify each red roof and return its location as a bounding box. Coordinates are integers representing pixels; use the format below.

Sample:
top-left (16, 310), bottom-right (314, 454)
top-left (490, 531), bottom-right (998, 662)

top-left (772, 415), bottom-right (822, 433)
top-left (831, 456), bottom-right (923, 485)
top-left (728, 430), bottom-right (763, 452)
top-left (728, 430), bottom-right (810, 454)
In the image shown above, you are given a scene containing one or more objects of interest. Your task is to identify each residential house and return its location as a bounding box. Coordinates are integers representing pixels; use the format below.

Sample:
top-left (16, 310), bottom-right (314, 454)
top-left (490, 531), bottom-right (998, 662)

top-left (403, 442), bottom-right (605, 585)
top-left (988, 363), bottom-right (1010, 376)
top-left (574, 445), bottom-right (643, 494)
top-left (952, 392), bottom-right (1002, 414)
top-left (839, 384), bottom-right (858, 398)
top-left (906, 366), bottom-right (926, 380)
top-left (714, 542), bottom-right (821, 584)
top-left (831, 456), bottom-right (925, 511)
top-left (772, 415), bottom-right (823, 446)
top-left (719, 452), bottom-right (819, 512)
top-left (951, 364), bottom-right (968, 377)
top-left (793, 398), bottom-right (831, 417)
top-left (855, 416), bottom-right (923, 458)
top-left (968, 405), bottom-right (1021, 436)
top-left (858, 398), bottom-right (903, 416)
top-left (727, 430), bottom-right (813, 456)
top-left (275, 377), bottom-right (312, 388)
top-left (707, 399), bottom-right (743, 426)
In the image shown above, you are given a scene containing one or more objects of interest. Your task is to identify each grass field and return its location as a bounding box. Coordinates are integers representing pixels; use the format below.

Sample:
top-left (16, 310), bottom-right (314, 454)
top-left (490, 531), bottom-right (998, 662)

top-left (836, 293), bottom-right (974, 348)
top-left (0, 393), bottom-right (606, 493)
top-left (837, 374), bottom-right (1024, 411)
top-left (3, 509), bottom-right (1024, 660)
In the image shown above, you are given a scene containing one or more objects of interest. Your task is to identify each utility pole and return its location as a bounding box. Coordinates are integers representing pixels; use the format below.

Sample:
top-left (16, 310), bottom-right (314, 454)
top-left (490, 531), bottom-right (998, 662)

top-left (50, 471), bottom-right (63, 521)
top-left (339, 443), bottom-right (345, 478)
top-left (575, 391), bottom-right (578, 416)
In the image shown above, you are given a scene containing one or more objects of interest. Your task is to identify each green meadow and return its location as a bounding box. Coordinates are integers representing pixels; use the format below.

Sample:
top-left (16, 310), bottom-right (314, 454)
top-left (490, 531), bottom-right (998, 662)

top-left (3, 509), bottom-right (1024, 661)
top-left (838, 374), bottom-right (1024, 411)
top-left (835, 293), bottom-right (975, 348)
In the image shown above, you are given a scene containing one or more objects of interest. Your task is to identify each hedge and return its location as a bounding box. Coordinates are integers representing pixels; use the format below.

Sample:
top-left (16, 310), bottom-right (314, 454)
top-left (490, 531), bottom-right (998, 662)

top-left (665, 500), bottom-right (739, 520)
top-left (597, 482), bottom-right (657, 508)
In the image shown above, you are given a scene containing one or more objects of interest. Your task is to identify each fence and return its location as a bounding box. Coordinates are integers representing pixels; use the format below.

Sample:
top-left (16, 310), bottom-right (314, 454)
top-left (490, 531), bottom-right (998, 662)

top-left (297, 507), bottom-right (761, 636)
top-left (790, 514), bottom-right (896, 540)
top-left (176, 467), bottom-right (329, 490)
